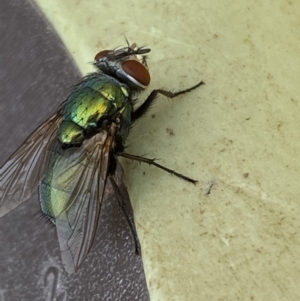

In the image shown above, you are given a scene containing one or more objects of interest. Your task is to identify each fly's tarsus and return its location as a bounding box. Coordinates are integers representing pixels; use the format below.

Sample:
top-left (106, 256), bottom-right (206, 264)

top-left (155, 80), bottom-right (205, 99)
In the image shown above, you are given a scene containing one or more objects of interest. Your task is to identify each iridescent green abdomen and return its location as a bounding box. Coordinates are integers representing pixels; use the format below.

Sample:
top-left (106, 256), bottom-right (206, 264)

top-left (39, 143), bottom-right (94, 222)
top-left (58, 74), bottom-right (131, 145)
top-left (39, 151), bottom-right (71, 222)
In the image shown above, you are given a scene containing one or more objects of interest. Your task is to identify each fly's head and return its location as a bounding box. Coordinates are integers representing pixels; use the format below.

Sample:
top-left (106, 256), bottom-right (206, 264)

top-left (94, 43), bottom-right (151, 90)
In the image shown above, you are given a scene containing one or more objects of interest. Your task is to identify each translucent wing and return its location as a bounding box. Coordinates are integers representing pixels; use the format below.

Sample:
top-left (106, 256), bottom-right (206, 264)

top-left (40, 129), bottom-right (114, 274)
top-left (0, 113), bottom-right (62, 217)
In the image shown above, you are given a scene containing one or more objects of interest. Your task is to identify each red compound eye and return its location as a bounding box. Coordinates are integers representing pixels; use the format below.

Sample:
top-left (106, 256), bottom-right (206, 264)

top-left (122, 60), bottom-right (150, 86)
top-left (94, 50), bottom-right (110, 61)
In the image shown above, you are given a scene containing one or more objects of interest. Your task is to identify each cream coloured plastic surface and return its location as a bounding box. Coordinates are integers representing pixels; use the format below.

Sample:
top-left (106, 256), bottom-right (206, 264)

top-left (34, 1), bottom-right (300, 300)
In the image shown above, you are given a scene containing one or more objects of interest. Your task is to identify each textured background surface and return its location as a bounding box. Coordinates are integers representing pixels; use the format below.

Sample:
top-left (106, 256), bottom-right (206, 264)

top-left (1, 0), bottom-right (300, 300)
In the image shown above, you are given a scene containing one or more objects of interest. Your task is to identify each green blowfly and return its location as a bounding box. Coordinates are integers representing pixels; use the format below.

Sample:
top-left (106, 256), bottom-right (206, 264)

top-left (0, 43), bottom-right (204, 274)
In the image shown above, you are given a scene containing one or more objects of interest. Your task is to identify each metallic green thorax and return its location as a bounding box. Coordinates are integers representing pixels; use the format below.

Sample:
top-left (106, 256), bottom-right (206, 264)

top-left (58, 73), bottom-right (132, 146)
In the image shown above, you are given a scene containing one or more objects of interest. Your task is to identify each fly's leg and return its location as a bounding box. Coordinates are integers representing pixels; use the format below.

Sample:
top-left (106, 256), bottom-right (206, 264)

top-left (119, 152), bottom-right (198, 184)
top-left (141, 55), bottom-right (148, 68)
top-left (128, 81), bottom-right (203, 183)
top-left (109, 175), bottom-right (141, 256)
top-left (131, 80), bottom-right (205, 122)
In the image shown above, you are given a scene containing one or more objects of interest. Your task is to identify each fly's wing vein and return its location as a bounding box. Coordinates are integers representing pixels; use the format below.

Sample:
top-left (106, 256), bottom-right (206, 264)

top-left (50, 130), bottom-right (113, 274)
top-left (0, 113), bottom-right (62, 217)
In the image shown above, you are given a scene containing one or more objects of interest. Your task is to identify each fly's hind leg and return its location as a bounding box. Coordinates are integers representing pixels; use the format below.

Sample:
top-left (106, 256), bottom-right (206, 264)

top-left (131, 80), bottom-right (205, 122)
top-left (119, 152), bottom-right (198, 184)
top-left (109, 175), bottom-right (141, 256)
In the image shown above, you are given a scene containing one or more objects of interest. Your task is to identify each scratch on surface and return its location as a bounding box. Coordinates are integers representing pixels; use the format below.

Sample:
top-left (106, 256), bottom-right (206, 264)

top-left (165, 37), bottom-right (197, 49)
top-left (221, 236), bottom-right (230, 247)
top-left (140, 28), bottom-right (197, 49)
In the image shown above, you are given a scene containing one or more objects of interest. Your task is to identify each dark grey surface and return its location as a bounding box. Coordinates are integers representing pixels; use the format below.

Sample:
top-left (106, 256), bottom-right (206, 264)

top-left (0, 1), bottom-right (150, 300)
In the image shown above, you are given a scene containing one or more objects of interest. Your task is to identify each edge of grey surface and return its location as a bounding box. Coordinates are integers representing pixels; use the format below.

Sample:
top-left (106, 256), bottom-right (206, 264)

top-left (0, 1), bottom-right (150, 301)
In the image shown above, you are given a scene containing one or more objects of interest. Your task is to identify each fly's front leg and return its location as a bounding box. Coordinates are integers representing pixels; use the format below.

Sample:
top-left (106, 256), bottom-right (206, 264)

top-left (131, 80), bottom-right (205, 122)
